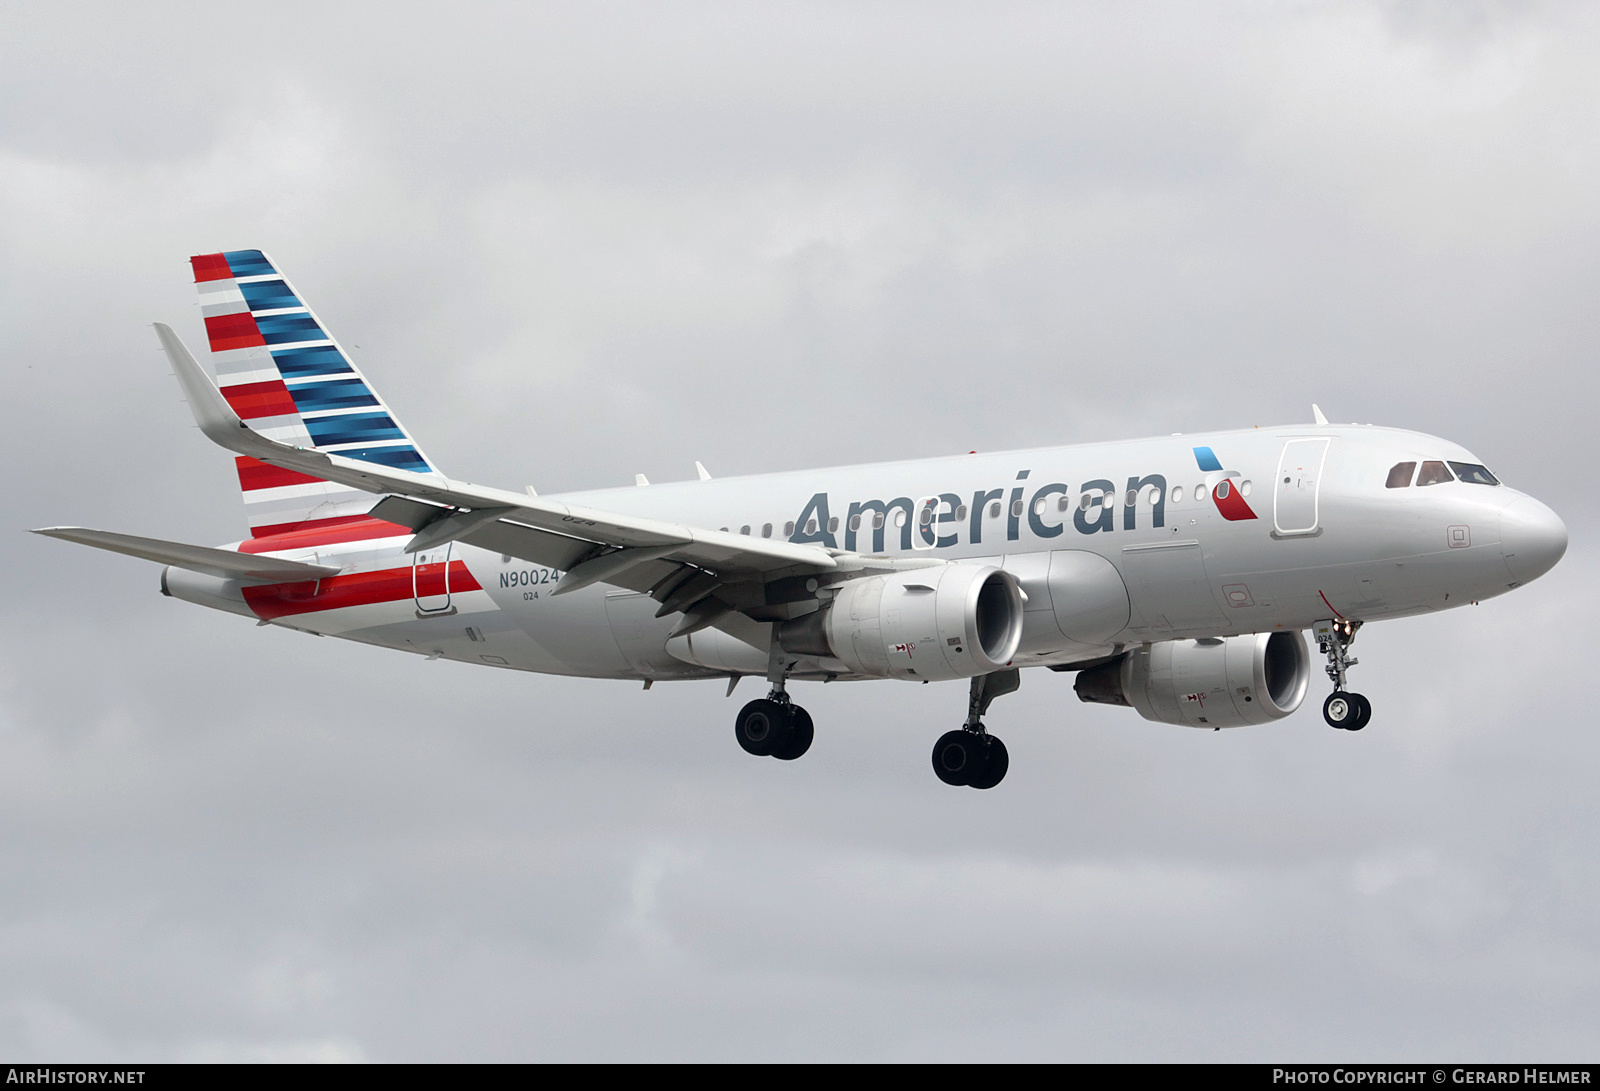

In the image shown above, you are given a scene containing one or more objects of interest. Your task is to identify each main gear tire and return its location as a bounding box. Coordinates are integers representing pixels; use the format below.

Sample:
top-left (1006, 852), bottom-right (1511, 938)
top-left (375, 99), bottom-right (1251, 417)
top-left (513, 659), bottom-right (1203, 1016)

top-left (968, 735), bottom-right (1009, 790)
top-left (772, 706), bottom-right (814, 760)
top-left (735, 699), bottom-right (792, 756)
top-left (932, 729), bottom-right (985, 787)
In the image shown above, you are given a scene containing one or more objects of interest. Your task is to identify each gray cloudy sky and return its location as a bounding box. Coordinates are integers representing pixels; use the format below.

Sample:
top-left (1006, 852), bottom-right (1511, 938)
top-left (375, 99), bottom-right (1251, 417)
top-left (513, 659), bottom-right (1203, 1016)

top-left (2, 0), bottom-right (1596, 1061)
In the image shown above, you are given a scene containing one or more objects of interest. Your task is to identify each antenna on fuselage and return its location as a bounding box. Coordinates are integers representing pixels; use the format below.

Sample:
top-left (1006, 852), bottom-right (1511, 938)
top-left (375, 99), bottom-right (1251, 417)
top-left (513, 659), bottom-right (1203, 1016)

top-left (1312, 404), bottom-right (1329, 426)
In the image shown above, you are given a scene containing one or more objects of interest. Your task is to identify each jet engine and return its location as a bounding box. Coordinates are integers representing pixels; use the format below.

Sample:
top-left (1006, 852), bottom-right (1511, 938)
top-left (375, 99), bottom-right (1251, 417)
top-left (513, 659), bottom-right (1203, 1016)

top-left (1074, 631), bottom-right (1310, 728)
top-left (779, 564), bottom-right (1024, 681)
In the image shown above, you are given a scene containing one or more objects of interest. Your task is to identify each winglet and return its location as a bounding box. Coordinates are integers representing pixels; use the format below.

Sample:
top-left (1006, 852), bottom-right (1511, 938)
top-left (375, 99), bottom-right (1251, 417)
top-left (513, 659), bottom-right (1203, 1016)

top-left (155, 322), bottom-right (253, 450)
top-left (1312, 403), bottom-right (1329, 426)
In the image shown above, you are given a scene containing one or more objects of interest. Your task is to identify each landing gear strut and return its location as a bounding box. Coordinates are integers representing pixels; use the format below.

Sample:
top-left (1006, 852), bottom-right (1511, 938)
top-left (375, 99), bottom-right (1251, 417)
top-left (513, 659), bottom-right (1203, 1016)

top-left (1316, 618), bottom-right (1371, 731)
top-left (932, 669), bottom-right (1018, 789)
top-left (733, 628), bottom-right (814, 761)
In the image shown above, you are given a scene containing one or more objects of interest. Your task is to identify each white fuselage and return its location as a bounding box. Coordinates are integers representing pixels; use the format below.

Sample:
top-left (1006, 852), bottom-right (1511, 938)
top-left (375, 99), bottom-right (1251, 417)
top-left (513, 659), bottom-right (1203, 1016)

top-left (166, 423), bottom-right (1564, 685)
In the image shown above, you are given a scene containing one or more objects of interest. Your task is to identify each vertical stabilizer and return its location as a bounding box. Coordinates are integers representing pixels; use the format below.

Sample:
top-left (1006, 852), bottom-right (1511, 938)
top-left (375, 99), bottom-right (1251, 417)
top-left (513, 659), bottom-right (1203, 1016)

top-left (189, 250), bottom-right (438, 539)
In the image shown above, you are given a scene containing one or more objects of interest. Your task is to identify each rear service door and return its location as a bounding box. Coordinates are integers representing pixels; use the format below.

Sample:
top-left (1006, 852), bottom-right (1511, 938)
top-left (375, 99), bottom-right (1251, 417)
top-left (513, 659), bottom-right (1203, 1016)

top-left (413, 544), bottom-right (453, 613)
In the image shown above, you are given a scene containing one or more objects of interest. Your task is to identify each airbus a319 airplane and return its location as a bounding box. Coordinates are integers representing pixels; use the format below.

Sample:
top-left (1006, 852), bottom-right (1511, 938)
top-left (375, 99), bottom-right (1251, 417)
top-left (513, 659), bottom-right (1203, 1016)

top-left (37, 251), bottom-right (1569, 789)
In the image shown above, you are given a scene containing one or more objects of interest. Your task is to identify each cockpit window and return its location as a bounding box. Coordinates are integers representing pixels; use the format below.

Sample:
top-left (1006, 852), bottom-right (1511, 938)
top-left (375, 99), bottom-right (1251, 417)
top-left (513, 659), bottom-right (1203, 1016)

top-left (1385, 462), bottom-right (1416, 488)
top-left (1448, 461), bottom-right (1500, 486)
top-left (1415, 460), bottom-right (1454, 487)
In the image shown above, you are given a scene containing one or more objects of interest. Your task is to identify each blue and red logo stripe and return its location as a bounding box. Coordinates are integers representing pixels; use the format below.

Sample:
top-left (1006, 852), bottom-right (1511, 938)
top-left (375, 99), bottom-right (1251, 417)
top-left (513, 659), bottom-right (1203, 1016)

top-left (204, 311), bottom-right (266, 352)
top-left (234, 456), bottom-right (325, 492)
top-left (221, 380), bottom-right (299, 420)
top-left (191, 251), bottom-right (278, 283)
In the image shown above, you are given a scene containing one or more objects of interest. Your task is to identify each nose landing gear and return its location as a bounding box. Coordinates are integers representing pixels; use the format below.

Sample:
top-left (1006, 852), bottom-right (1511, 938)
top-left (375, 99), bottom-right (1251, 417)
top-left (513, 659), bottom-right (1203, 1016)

top-left (1316, 618), bottom-right (1371, 730)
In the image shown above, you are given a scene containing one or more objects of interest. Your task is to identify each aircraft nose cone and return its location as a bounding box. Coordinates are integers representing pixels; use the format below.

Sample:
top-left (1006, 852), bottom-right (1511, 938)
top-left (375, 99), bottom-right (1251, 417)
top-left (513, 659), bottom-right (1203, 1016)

top-left (1500, 496), bottom-right (1568, 585)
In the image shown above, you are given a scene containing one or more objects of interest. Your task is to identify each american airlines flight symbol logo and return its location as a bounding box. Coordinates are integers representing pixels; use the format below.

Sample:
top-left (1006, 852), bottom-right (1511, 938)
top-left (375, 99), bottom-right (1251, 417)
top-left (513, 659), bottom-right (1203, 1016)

top-left (1192, 447), bottom-right (1258, 522)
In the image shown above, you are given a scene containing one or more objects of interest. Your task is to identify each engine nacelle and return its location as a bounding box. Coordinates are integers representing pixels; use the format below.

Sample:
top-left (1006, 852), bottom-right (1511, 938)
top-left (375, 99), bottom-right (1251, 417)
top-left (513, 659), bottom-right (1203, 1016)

top-left (780, 564), bottom-right (1024, 681)
top-left (1074, 631), bottom-right (1310, 728)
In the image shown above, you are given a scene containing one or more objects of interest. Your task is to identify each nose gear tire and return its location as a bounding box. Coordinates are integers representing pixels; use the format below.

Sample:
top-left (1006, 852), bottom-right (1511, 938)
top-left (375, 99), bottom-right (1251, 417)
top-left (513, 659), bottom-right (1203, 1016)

top-left (1323, 691), bottom-right (1372, 730)
top-left (1346, 693), bottom-right (1371, 731)
top-left (1323, 692), bottom-right (1352, 728)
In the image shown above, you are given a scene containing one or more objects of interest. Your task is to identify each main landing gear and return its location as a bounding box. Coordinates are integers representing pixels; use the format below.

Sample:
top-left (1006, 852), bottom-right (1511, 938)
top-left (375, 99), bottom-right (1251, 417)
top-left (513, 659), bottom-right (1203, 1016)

top-left (733, 630), bottom-right (814, 762)
top-left (734, 695), bottom-right (814, 761)
top-left (932, 669), bottom-right (1019, 790)
top-left (729, 633), bottom-right (1020, 788)
top-left (1317, 618), bottom-right (1372, 731)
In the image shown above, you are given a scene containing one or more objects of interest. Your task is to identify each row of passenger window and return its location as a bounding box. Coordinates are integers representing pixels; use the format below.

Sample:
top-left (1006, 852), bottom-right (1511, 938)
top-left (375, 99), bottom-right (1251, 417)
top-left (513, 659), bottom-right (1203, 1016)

top-left (1385, 461), bottom-right (1499, 489)
top-left (717, 479), bottom-right (1254, 539)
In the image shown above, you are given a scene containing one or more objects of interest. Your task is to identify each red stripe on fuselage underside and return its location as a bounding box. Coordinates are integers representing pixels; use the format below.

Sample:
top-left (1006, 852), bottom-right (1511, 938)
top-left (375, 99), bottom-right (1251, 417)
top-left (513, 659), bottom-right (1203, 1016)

top-left (190, 253), bottom-right (233, 282)
top-left (221, 379), bottom-right (299, 420)
top-left (204, 311), bottom-right (265, 352)
top-left (240, 515), bottom-right (413, 552)
top-left (1212, 485), bottom-right (1258, 521)
top-left (242, 560), bottom-right (484, 621)
top-left (235, 456), bottom-right (325, 491)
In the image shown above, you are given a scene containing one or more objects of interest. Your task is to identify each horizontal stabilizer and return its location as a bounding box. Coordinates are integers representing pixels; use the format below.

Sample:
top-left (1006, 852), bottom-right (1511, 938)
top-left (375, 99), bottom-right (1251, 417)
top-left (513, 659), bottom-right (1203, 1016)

top-left (31, 527), bottom-right (341, 583)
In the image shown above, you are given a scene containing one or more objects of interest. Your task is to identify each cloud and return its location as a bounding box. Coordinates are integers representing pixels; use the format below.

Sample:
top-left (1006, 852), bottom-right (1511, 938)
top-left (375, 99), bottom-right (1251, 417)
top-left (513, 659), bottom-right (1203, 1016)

top-left (1, 0), bottom-right (1596, 1061)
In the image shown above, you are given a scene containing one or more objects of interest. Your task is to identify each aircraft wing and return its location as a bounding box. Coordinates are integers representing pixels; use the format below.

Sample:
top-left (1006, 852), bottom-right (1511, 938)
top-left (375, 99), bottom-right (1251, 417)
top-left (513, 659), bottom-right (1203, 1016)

top-left (157, 324), bottom-right (855, 631)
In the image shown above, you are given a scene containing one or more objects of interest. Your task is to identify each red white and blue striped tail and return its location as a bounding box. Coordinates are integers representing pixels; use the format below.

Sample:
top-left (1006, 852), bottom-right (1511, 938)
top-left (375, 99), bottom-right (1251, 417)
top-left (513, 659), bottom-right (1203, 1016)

top-left (190, 249), bottom-right (437, 540)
